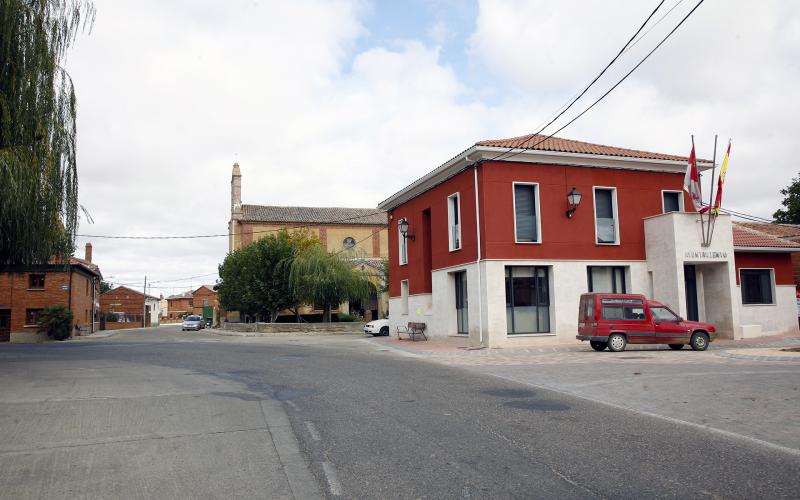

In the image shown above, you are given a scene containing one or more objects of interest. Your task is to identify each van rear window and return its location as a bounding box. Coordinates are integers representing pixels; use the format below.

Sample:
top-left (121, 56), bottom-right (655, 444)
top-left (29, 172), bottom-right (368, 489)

top-left (601, 304), bottom-right (646, 321)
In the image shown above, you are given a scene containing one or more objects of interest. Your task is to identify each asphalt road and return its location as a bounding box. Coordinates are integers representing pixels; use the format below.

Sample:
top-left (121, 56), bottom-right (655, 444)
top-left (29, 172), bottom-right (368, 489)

top-left (1, 325), bottom-right (798, 499)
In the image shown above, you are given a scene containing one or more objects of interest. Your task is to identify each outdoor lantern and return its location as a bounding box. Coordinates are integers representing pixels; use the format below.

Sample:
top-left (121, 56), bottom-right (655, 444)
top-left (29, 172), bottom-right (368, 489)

top-left (566, 187), bottom-right (582, 218)
top-left (398, 218), bottom-right (414, 241)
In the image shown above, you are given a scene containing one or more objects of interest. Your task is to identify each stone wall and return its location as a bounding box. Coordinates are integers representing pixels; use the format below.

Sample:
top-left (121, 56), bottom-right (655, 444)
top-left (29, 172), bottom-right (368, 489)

top-left (221, 321), bottom-right (366, 335)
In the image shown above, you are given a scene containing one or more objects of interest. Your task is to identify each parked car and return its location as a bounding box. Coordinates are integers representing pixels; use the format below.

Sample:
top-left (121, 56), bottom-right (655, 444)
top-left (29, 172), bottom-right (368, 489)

top-left (364, 318), bottom-right (390, 336)
top-left (182, 315), bottom-right (205, 331)
top-left (577, 293), bottom-right (716, 352)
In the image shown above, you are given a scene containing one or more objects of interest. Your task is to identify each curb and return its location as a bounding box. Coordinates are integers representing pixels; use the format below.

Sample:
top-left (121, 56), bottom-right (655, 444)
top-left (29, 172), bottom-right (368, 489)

top-left (715, 350), bottom-right (800, 362)
top-left (72, 330), bottom-right (119, 340)
top-left (208, 328), bottom-right (365, 338)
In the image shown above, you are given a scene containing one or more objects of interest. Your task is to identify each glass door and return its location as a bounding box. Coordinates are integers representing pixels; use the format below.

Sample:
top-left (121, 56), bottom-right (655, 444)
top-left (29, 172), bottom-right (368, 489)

top-left (454, 271), bottom-right (468, 334)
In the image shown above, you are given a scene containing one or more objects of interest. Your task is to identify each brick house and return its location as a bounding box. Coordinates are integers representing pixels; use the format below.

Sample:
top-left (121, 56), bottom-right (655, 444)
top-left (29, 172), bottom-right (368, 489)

top-left (191, 285), bottom-right (222, 320)
top-left (378, 134), bottom-right (800, 347)
top-left (0, 243), bottom-right (102, 343)
top-left (166, 291), bottom-right (192, 320)
top-left (99, 286), bottom-right (160, 330)
top-left (733, 222), bottom-right (800, 290)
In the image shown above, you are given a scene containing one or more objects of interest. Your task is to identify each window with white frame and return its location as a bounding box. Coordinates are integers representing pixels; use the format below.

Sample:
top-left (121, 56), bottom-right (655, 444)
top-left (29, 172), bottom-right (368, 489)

top-left (400, 280), bottom-right (409, 314)
top-left (513, 183), bottom-right (540, 243)
top-left (448, 193), bottom-right (461, 251)
top-left (662, 191), bottom-right (682, 213)
top-left (740, 269), bottom-right (775, 305)
top-left (587, 266), bottom-right (627, 293)
top-left (398, 222), bottom-right (408, 265)
top-left (594, 187), bottom-right (618, 244)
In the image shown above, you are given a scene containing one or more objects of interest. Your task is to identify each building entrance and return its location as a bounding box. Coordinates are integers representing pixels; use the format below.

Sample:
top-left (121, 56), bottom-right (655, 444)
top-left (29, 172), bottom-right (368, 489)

top-left (684, 264), bottom-right (699, 321)
top-left (0, 309), bottom-right (10, 342)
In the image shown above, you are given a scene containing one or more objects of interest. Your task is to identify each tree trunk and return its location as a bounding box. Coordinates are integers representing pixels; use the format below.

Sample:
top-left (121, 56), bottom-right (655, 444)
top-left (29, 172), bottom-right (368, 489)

top-left (323, 304), bottom-right (332, 323)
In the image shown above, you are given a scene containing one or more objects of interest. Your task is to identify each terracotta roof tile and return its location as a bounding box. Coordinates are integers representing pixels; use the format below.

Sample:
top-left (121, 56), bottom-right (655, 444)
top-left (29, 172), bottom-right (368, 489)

top-left (476, 134), bottom-right (708, 163)
top-left (732, 222), bottom-right (800, 249)
top-left (734, 222), bottom-right (800, 240)
top-left (241, 205), bottom-right (387, 225)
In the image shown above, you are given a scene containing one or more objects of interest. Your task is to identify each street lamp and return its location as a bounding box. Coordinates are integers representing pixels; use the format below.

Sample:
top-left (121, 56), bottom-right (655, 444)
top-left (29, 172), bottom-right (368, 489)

top-left (398, 218), bottom-right (414, 241)
top-left (565, 187), bottom-right (582, 219)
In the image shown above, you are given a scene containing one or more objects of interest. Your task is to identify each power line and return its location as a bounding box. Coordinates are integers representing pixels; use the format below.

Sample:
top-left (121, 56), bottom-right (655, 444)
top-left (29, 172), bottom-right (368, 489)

top-left (490, 0), bottom-right (666, 162)
top-left (492, 0), bottom-right (705, 164)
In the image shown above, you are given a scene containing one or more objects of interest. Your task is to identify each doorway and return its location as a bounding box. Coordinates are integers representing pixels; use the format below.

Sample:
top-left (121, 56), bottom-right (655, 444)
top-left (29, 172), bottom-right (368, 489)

top-left (454, 271), bottom-right (468, 334)
top-left (0, 309), bottom-right (10, 342)
top-left (684, 264), bottom-right (699, 321)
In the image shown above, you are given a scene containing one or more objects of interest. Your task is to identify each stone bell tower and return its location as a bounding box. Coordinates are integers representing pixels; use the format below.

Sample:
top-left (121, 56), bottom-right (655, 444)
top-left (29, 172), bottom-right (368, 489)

top-left (229, 162), bottom-right (242, 252)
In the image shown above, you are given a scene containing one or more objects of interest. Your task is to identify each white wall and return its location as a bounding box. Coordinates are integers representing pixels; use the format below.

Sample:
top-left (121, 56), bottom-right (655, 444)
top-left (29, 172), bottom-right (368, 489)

top-left (738, 285), bottom-right (799, 337)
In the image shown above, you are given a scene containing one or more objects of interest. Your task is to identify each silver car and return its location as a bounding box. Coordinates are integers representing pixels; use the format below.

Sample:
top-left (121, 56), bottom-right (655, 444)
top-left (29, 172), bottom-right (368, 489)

top-left (181, 315), bottom-right (204, 331)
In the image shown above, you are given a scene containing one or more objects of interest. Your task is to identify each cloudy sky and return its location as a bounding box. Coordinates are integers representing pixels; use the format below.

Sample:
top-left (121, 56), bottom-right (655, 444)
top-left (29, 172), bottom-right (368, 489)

top-left (65, 0), bottom-right (800, 296)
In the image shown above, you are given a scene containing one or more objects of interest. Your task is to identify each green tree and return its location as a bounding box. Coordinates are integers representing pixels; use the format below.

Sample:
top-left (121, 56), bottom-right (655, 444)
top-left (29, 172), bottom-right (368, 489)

top-left (217, 231), bottom-right (306, 322)
top-left (99, 280), bottom-right (112, 294)
top-left (0, 1), bottom-right (94, 265)
top-left (38, 304), bottom-right (73, 340)
top-left (773, 173), bottom-right (800, 223)
top-left (290, 243), bottom-right (374, 322)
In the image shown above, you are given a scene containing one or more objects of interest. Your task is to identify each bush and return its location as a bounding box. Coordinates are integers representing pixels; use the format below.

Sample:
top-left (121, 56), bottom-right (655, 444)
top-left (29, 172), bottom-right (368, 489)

top-left (337, 313), bottom-right (357, 322)
top-left (38, 305), bottom-right (73, 341)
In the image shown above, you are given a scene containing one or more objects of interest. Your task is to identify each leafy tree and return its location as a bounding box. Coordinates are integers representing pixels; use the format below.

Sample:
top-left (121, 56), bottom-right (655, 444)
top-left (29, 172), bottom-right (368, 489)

top-left (38, 304), bottom-right (73, 340)
top-left (99, 280), bottom-right (112, 294)
top-left (773, 173), bottom-right (800, 223)
top-left (217, 231), bottom-right (308, 322)
top-left (0, 1), bottom-right (94, 265)
top-left (289, 243), bottom-right (374, 322)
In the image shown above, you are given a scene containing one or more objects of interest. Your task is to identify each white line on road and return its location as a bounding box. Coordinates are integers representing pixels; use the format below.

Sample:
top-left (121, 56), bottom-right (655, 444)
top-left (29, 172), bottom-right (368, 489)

top-left (485, 372), bottom-right (800, 458)
top-left (285, 400), bottom-right (301, 412)
top-left (304, 421), bottom-right (321, 441)
top-left (322, 461), bottom-right (343, 496)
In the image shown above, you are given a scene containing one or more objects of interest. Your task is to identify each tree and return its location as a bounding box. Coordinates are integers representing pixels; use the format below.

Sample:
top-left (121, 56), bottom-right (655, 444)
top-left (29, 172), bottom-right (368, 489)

top-left (0, 1), bottom-right (95, 265)
top-left (773, 173), bottom-right (800, 223)
top-left (289, 243), bottom-right (375, 322)
top-left (217, 231), bottom-right (308, 322)
top-left (38, 304), bottom-right (73, 340)
top-left (99, 280), bottom-right (112, 294)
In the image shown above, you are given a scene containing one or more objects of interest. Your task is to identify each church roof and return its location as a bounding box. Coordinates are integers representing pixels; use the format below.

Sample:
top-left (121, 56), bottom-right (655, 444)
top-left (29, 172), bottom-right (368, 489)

top-left (241, 205), bottom-right (387, 226)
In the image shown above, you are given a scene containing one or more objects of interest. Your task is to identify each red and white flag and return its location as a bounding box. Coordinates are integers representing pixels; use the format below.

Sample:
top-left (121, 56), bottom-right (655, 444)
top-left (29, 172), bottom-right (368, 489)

top-left (683, 145), bottom-right (704, 212)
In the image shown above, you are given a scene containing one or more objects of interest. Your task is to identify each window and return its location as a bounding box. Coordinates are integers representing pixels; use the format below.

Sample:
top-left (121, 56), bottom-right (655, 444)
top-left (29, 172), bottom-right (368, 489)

top-left (25, 309), bottom-right (43, 326)
top-left (343, 237), bottom-right (356, 249)
top-left (454, 271), bottom-right (468, 334)
top-left (28, 274), bottom-right (45, 289)
top-left (398, 222), bottom-right (408, 265)
top-left (505, 266), bottom-right (550, 334)
top-left (448, 193), bottom-right (461, 251)
top-left (400, 280), bottom-right (409, 315)
top-left (513, 183), bottom-right (540, 243)
top-left (662, 191), bottom-right (682, 213)
top-left (601, 298), bottom-right (645, 321)
top-left (651, 306), bottom-right (680, 322)
top-left (594, 187), bottom-right (618, 244)
top-left (740, 269), bottom-right (774, 305)
top-left (587, 266), bottom-right (626, 293)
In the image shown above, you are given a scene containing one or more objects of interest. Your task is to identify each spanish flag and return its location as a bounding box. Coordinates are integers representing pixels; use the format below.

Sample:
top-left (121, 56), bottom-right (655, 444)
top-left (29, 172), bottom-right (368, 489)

top-left (712, 140), bottom-right (731, 215)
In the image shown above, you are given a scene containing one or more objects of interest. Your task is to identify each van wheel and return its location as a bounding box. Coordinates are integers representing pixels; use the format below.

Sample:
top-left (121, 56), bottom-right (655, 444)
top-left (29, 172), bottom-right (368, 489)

top-left (590, 341), bottom-right (607, 351)
top-left (607, 333), bottom-right (627, 352)
top-left (690, 332), bottom-right (709, 351)
top-left (380, 326), bottom-right (389, 336)
top-left (668, 344), bottom-right (684, 350)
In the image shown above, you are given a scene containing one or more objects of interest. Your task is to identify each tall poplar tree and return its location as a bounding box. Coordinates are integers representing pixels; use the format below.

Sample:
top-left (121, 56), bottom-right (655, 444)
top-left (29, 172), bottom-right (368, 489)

top-left (0, 0), bottom-right (94, 265)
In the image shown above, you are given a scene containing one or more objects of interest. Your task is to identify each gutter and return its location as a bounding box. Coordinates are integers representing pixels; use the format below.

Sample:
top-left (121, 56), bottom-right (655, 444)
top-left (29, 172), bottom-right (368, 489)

top-left (472, 161), bottom-right (484, 346)
top-left (733, 246), bottom-right (800, 253)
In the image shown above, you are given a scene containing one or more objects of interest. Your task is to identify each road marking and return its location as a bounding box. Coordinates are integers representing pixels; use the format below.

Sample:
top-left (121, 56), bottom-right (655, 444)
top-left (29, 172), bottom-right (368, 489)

top-left (322, 461), bottom-right (343, 496)
top-left (485, 372), bottom-right (800, 458)
top-left (304, 421), bottom-right (321, 441)
top-left (285, 400), bottom-right (301, 411)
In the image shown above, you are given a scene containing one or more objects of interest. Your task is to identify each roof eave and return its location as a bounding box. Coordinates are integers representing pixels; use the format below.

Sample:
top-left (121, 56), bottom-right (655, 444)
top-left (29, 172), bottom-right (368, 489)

top-left (377, 145), bottom-right (710, 211)
top-left (734, 246), bottom-right (800, 253)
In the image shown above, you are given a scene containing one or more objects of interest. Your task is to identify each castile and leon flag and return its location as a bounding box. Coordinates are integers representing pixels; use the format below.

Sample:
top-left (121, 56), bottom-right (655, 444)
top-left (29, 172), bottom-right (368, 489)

top-left (683, 145), bottom-right (704, 212)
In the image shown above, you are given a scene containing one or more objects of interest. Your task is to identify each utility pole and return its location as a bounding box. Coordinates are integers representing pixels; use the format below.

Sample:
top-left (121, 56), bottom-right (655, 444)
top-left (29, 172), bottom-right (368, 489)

top-left (142, 275), bottom-right (147, 328)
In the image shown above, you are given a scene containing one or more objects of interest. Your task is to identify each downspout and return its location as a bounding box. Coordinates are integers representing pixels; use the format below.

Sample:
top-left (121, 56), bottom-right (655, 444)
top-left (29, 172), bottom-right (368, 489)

top-left (472, 161), bottom-right (484, 346)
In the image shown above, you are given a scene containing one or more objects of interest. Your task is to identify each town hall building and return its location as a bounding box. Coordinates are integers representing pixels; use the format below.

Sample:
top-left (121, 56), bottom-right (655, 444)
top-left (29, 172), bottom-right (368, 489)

top-left (378, 134), bottom-right (800, 347)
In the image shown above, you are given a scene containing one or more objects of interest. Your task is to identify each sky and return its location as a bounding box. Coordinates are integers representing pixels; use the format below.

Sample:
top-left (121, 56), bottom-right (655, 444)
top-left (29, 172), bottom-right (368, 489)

top-left (64, 0), bottom-right (800, 296)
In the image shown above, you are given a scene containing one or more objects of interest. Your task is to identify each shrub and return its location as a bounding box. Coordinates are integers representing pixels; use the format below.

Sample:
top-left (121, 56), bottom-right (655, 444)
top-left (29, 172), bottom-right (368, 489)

top-left (38, 305), bottom-right (74, 341)
top-left (337, 313), bottom-right (355, 322)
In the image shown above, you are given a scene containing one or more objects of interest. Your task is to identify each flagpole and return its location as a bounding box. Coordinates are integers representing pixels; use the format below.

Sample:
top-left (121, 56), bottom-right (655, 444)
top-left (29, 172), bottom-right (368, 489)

top-left (692, 135), bottom-right (706, 246)
top-left (705, 135), bottom-right (718, 246)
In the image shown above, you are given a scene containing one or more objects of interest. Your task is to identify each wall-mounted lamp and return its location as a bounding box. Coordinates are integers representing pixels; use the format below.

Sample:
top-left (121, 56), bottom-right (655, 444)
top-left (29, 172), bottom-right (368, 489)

top-left (398, 218), bottom-right (415, 241)
top-left (565, 187), bottom-right (582, 219)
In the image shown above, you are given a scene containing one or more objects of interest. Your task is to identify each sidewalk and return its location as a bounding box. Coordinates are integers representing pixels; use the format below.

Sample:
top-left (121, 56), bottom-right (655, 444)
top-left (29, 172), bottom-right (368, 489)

top-left (369, 331), bottom-right (800, 357)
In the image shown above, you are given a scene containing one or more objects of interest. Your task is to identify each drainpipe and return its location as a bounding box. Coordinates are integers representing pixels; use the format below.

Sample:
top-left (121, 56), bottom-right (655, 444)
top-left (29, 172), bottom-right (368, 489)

top-left (472, 161), bottom-right (484, 346)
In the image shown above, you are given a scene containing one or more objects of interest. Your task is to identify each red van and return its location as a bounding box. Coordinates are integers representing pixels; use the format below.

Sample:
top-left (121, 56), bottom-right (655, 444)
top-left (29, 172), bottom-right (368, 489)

top-left (577, 293), bottom-right (717, 352)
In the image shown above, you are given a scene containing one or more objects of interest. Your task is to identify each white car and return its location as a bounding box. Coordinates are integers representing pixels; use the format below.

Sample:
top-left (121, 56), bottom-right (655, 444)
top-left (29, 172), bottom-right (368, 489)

top-left (364, 319), bottom-right (390, 336)
top-left (181, 315), bottom-right (204, 331)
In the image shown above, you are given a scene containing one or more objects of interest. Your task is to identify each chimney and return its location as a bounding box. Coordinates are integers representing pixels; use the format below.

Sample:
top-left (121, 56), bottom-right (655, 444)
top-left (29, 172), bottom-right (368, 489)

top-left (85, 242), bottom-right (93, 263)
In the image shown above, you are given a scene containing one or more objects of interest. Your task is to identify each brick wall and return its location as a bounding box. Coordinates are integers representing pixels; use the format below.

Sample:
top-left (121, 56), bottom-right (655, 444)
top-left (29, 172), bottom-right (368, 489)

top-left (191, 287), bottom-right (219, 316)
top-left (100, 286), bottom-right (145, 325)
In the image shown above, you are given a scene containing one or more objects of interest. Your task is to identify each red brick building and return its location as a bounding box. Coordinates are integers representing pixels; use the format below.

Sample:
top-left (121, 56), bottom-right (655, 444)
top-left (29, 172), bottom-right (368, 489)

top-left (166, 291), bottom-right (192, 320)
top-left (191, 285), bottom-right (221, 317)
top-left (0, 243), bottom-right (102, 342)
top-left (99, 286), bottom-right (159, 330)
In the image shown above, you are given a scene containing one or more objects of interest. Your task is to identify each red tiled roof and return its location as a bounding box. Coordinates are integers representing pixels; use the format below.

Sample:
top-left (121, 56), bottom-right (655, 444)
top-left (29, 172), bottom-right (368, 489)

top-left (476, 134), bottom-right (706, 163)
top-left (732, 222), bottom-right (800, 249)
top-left (734, 222), bottom-right (800, 240)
